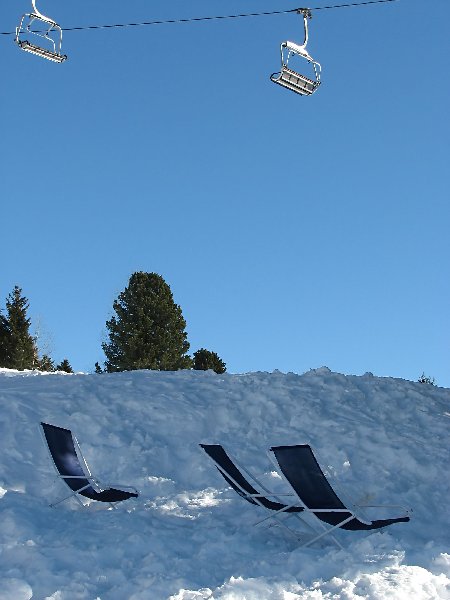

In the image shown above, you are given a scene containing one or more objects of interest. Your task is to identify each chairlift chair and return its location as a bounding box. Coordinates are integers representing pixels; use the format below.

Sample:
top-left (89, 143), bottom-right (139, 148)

top-left (271, 9), bottom-right (321, 96)
top-left (16, 0), bottom-right (67, 63)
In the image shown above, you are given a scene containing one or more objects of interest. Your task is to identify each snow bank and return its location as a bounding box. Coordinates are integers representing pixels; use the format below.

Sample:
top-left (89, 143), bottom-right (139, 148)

top-left (0, 367), bottom-right (449, 599)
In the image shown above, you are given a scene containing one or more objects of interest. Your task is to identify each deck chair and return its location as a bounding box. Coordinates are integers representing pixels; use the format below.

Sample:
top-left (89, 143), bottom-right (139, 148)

top-left (200, 444), bottom-right (309, 537)
top-left (270, 444), bottom-right (410, 548)
top-left (40, 422), bottom-right (139, 508)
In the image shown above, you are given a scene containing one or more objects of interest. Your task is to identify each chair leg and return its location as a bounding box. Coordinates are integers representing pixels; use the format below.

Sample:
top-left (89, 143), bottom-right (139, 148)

top-left (254, 506), bottom-right (323, 544)
top-left (301, 515), bottom-right (355, 550)
top-left (50, 490), bottom-right (86, 508)
top-left (49, 481), bottom-right (93, 508)
top-left (253, 504), bottom-right (302, 526)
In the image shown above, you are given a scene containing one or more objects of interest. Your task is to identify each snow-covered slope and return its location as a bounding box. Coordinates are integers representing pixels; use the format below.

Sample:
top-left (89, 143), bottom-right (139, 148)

top-left (0, 367), bottom-right (449, 599)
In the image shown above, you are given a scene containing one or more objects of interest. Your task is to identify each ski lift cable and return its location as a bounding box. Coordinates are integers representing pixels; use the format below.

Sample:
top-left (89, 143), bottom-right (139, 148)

top-left (0, 0), bottom-right (399, 36)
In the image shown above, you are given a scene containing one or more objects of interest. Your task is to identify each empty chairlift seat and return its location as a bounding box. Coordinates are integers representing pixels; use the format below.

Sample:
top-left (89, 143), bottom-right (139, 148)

top-left (271, 10), bottom-right (321, 96)
top-left (16, 0), bottom-right (67, 63)
top-left (272, 63), bottom-right (319, 96)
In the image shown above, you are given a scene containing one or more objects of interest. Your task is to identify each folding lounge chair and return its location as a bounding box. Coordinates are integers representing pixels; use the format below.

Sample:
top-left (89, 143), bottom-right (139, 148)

top-left (200, 444), bottom-right (307, 536)
top-left (40, 422), bottom-right (139, 508)
top-left (270, 444), bottom-right (410, 548)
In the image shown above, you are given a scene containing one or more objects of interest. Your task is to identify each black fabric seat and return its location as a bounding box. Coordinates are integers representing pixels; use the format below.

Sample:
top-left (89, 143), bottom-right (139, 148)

top-left (270, 444), bottom-right (410, 535)
top-left (41, 422), bottom-right (139, 506)
top-left (200, 444), bottom-right (303, 514)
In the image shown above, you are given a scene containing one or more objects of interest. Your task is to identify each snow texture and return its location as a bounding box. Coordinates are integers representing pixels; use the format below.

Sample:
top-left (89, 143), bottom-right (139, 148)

top-left (0, 367), bottom-right (449, 599)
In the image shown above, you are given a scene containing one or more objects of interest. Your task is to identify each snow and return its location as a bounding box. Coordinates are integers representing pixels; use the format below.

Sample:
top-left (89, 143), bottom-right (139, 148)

top-left (0, 366), bottom-right (449, 599)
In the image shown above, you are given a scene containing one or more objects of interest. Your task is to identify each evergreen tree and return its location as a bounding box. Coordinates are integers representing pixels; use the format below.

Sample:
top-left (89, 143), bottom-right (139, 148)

top-left (102, 272), bottom-right (192, 372)
top-left (0, 311), bottom-right (10, 367)
top-left (94, 361), bottom-right (103, 374)
top-left (56, 358), bottom-right (73, 373)
top-left (193, 348), bottom-right (226, 374)
top-left (4, 286), bottom-right (38, 370)
top-left (39, 354), bottom-right (55, 372)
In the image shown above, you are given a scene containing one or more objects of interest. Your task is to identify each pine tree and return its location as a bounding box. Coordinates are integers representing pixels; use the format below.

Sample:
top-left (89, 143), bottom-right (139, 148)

top-left (56, 358), bottom-right (73, 373)
top-left (193, 348), bottom-right (226, 374)
top-left (94, 361), bottom-right (103, 374)
top-left (39, 354), bottom-right (55, 372)
top-left (0, 311), bottom-right (11, 367)
top-left (102, 272), bottom-right (192, 372)
top-left (4, 286), bottom-right (38, 370)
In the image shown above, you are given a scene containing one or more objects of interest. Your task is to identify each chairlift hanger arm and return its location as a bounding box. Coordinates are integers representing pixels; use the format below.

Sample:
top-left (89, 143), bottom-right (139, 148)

top-left (30, 0), bottom-right (56, 25)
top-left (284, 8), bottom-right (315, 53)
top-left (294, 9), bottom-right (312, 47)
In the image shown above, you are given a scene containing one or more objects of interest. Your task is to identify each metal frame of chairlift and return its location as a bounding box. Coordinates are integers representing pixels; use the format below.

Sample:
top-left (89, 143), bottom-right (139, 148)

top-left (16, 0), bottom-right (67, 63)
top-left (271, 9), bottom-right (321, 96)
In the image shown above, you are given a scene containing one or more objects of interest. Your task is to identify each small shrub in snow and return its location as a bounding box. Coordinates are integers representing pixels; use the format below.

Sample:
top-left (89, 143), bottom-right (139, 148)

top-left (418, 372), bottom-right (435, 385)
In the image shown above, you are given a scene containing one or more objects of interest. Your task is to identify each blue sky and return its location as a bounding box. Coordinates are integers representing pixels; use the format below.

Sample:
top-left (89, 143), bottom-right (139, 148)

top-left (1, 0), bottom-right (449, 385)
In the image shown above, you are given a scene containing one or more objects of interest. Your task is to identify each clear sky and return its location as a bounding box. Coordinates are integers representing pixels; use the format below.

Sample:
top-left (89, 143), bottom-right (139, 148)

top-left (1, 0), bottom-right (449, 385)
